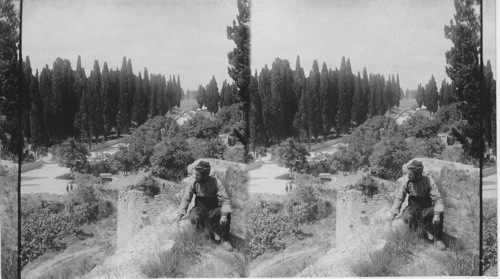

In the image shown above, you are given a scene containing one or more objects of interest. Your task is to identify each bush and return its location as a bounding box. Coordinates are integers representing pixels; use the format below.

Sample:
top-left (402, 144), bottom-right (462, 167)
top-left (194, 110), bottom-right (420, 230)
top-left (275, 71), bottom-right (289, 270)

top-left (437, 144), bottom-right (475, 165)
top-left (483, 199), bottom-right (497, 271)
top-left (128, 175), bottom-right (160, 198)
top-left (435, 103), bottom-right (463, 132)
top-left (211, 166), bottom-right (248, 210)
top-left (275, 138), bottom-right (310, 173)
top-left (369, 135), bottom-right (412, 180)
top-left (85, 153), bottom-right (118, 177)
top-left (151, 135), bottom-right (195, 181)
top-left (126, 116), bottom-right (180, 168)
top-left (66, 174), bottom-right (101, 224)
top-left (223, 145), bottom-right (246, 163)
top-left (1, 172), bottom-right (18, 278)
top-left (21, 196), bottom-right (75, 267)
top-left (401, 114), bottom-right (440, 138)
top-left (406, 136), bottom-right (445, 158)
top-left (183, 113), bottom-right (221, 139)
top-left (247, 199), bottom-right (299, 258)
top-left (215, 103), bottom-right (243, 134)
top-left (55, 138), bottom-right (90, 174)
top-left (188, 138), bottom-right (226, 160)
top-left (110, 146), bottom-right (140, 175)
top-left (351, 175), bottom-right (379, 197)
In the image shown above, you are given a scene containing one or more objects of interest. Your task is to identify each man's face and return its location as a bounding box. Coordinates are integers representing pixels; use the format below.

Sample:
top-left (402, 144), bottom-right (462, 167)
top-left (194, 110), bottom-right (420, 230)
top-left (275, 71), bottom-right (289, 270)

top-left (195, 170), bottom-right (208, 182)
top-left (408, 170), bottom-right (422, 182)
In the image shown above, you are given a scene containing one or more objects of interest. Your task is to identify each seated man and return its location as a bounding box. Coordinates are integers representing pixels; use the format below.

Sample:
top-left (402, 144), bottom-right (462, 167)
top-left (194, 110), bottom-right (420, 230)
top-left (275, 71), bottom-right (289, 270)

top-left (388, 160), bottom-right (445, 250)
top-left (177, 161), bottom-right (232, 251)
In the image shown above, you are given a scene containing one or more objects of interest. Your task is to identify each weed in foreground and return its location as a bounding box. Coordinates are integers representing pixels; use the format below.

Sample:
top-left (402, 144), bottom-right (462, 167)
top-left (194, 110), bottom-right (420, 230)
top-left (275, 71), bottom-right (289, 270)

top-left (37, 256), bottom-right (98, 279)
top-left (351, 227), bottom-right (424, 277)
top-left (141, 226), bottom-right (214, 278)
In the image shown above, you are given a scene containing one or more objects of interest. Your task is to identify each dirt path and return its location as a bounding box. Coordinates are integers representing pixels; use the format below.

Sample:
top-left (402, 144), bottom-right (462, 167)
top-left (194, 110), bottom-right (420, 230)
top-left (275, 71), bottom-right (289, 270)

top-left (249, 247), bottom-right (320, 277)
top-left (22, 247), bottom-right (100, 279)
top-left (21, 138), bottom-right (127, 195)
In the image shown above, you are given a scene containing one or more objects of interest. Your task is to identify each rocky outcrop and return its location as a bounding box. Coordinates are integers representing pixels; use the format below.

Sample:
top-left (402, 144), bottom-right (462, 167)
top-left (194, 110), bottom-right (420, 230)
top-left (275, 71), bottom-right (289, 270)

top-left (402, 157), bottom-right (478, 179)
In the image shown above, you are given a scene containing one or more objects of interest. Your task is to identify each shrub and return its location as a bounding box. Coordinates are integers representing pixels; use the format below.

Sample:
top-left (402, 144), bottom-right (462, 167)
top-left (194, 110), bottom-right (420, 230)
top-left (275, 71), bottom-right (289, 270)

top-left (85, 153), bottom-right (118, 177)
top-left (369, 134), bottom-right (412, 180)
top-left (437, 144), bottom-right (475, 165)
top-left (184, 113), bottom-right (221, 139)
top-left (66, 173), bottom-right (101, 224)
top-left (401, 114), bottom-right (440, 138)
top-left (211, 166), bottom-right (248, 210)
top-left (55, 138), bottom-right (90, 174)
top-left (1, 172), bottom-right (18, 278)
top-left (126, 116), bottom-right (180, 168)
top-left (247, 199), bottom-right (299, 258)
top-left (151, 135), bottom-right (195, 181)
top-left (215, 103), bottom-right (243, 134)
top-left (223, 145), bottom-right (246, 163)
top-left (21, 196), bottom-right (75, 267)
top-left (435, 102), bottom-right (463, 132)
top-left (110, 146), bottom-right (140, 175)
top-left (406, 136), bottom-right (445, 158)
top-left (351, 175), bottom-right (379, 197)
top-left (482, 199), bottom-right (497, 271)
top-left (188, 138), bottom-right (226, 160)
top-left (275, 138), bottom-right (310, 173)
top-left (129, 175), bottom-right (160, 198)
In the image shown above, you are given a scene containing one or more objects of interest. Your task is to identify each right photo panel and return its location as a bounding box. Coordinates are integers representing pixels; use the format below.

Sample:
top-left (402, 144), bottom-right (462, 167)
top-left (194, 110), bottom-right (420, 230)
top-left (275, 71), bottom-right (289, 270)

top-left (247, 0), bottom-right (496, 276)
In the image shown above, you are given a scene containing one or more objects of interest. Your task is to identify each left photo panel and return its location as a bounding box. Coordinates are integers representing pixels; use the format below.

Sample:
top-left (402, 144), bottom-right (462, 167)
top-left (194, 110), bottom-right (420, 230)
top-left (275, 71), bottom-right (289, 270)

top-left (20, 0), bottom-right (250, 278)
top-left (0, 0), bottom-right (20, 278)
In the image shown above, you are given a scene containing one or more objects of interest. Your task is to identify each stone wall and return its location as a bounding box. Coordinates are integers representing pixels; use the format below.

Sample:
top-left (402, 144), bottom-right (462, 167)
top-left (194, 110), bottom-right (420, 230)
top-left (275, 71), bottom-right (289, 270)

top-left (335, 189), bottom-right (389, 251)
top-left (117, 190), bottom-right (173, 249)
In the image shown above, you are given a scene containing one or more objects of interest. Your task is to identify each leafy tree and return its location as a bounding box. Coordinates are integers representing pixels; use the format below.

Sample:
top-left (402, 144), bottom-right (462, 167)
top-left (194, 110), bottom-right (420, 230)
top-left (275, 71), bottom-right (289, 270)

top-left (151, 135), bottom-right (195, 181)
top-left (56, 138), bottom-right (90, 175)
top-left (369, 134), bottom-right (412, 180)
top-left (184, 113), bottom-right (220, 139)
top-left (110, 145), bottom-right (138, 175)
top-left (227, 0), bottom-right (250, 158)
top-left (444, 0), bottom-right (482, 159)
top-left (275, 138), bottom-right (310, 174)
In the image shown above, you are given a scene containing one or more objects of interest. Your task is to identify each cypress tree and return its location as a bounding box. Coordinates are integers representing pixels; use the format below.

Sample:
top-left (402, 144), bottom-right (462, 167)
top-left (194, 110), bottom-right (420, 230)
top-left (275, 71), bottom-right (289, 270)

top-left (426, 75), bottom-right (439, 114)
top-left (22, 56), bottom-right (32, 142)
top-left (102, 62), bottom-right (113, 139)
top-left (259, 66), bottom-right (272, 143)
top-left (89, 60), bottom-right (103, 140)
top-left (51, 58), bottom-right (66, 142)
top-left (39, 66), bottom-right (53, 142)
top-left (206, 76), bottom-right (220, 115)
top-left (338, 57), bottom-right (350, 133)
top-left (30, 70), bottom-right (48, 149)
top-left (361, 68), bottom-right (370, 123)
top-left (143, 68), bottom-right (151, 119)
top-left (131, 73), bottom-right (143, 125)
top-left (351, 72), bottom-right (364, 125)
top-left (63, 59), bottom-right (76, 138)
top-left (308, 60), bottom-right (322, 141)
top-left (249, 70), bottom-right (266, 151)
top-left (320, 62), bottom-right (335, 136)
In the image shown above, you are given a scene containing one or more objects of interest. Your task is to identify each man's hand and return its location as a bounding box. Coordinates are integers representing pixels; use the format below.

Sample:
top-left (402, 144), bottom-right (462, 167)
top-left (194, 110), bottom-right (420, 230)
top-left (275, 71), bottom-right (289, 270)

top-left (432, 214), bottom-right (440, 225)
top-left (220, 215), bottom-right (228, 226)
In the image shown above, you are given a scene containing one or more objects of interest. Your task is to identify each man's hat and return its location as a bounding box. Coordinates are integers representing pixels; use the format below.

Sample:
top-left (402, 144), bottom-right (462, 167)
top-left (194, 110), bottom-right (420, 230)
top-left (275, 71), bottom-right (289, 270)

top-left (407, 160), bottom-right (424, 172)
top-left (194, 161), bottom-right (211, 173)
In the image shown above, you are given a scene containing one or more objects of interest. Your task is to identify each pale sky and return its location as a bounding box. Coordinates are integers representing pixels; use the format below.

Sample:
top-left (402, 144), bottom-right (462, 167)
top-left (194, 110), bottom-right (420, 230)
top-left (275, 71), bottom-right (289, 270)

top-left (252, 0), bottom-right (496, 91)
top-left (23, 0), bottom-right (238, 91)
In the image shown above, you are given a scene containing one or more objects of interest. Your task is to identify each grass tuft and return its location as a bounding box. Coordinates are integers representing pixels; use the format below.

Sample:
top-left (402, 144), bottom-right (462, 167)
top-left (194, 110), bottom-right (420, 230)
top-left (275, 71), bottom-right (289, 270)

top-left (37, 256), bottom-right (98, 279)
